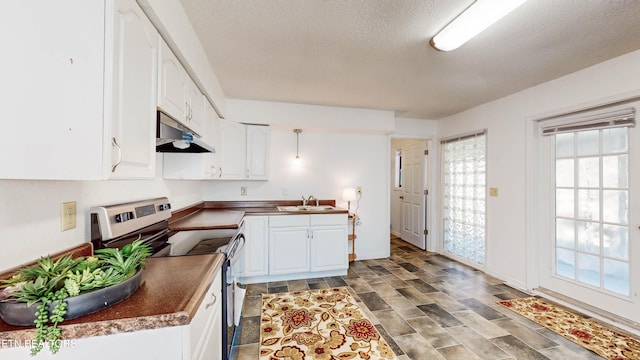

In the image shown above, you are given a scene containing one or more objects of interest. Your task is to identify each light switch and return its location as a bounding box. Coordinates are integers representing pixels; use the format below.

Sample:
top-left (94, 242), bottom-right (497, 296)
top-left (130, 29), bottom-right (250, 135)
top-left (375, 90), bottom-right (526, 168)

top-left (489, 188), bottom-right (498, 197)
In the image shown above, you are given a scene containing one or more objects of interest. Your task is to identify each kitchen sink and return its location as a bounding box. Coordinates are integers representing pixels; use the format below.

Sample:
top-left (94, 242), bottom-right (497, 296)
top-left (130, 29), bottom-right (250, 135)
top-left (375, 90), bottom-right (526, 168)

top-left (277, 205), bottom-right (336, 211)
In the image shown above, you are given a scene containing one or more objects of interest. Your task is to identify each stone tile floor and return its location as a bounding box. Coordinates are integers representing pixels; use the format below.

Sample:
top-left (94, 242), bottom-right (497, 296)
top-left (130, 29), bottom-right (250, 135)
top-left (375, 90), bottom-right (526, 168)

top-left (231, 237), bottom-right (606, 359)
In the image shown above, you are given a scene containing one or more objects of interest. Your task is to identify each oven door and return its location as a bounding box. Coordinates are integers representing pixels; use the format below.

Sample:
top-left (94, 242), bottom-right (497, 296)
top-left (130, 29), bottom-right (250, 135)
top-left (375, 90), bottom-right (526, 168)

top-left (219, 231), bottom-right (245, 360)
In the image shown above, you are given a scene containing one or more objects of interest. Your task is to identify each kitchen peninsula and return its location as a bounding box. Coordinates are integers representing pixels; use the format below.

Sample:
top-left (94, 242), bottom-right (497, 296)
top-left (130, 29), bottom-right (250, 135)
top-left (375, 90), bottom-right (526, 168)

top-left (168, 200), bottom-right (351, 285)
top-left (0, 251), bottom-right (224, 360)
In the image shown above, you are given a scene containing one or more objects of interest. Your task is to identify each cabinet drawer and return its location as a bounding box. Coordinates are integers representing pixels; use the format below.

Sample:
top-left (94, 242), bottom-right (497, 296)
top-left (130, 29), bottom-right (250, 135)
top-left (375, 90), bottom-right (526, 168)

top-left (269, 215), bottom-right (309, 227)
top-left (309, 214), bottom-right (348, 226)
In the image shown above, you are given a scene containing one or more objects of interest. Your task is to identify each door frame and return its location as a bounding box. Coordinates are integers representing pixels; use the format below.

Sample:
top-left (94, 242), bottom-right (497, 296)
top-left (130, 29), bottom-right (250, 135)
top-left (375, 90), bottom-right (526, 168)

top-left (525, 92), bottom-right (640, 329)
top-left (389, 135), bottom-right (438, 252)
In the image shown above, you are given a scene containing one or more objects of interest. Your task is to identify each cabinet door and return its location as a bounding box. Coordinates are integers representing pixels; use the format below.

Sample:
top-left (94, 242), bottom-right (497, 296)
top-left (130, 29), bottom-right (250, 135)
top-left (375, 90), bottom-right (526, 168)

top-left (190, 269), bottom-right (222, 360)
top-left (269, 227), bottom-right (310, 275)
top-left (158, 39), bottom-right (187, 124)
top-left (219, 119), bottom-right (246, 179)
top-left (310, 225), bottom-right (349, 272)
top-left (238, 216), bottom-right (269, 278)
top-left (186, 78), bottom-right (205, 136)
top-left (204, 100), bottom-right (221, 178)
top-left (246, 125), bottom-right (270, 180)
top-left (0, 1), bottom-right (105, 180)
top-left (109, 0), bottom-right (158, 178)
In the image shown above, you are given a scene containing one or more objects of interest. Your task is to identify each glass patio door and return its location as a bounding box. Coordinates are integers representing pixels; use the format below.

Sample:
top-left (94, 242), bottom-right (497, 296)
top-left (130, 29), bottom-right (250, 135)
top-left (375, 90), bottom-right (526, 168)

top-left (539, 106), bottom-right (639, 324)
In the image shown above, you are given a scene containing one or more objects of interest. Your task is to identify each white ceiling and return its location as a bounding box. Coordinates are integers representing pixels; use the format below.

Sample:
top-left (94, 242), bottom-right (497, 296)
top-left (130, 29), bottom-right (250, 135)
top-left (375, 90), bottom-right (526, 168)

top-left (180, 0), bottom-right (640, 119)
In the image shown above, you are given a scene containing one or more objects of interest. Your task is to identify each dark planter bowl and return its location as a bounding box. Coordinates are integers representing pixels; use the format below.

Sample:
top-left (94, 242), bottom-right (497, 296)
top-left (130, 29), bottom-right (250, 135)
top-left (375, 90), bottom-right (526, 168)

top-left (0, 270), bottom-right (143, 327)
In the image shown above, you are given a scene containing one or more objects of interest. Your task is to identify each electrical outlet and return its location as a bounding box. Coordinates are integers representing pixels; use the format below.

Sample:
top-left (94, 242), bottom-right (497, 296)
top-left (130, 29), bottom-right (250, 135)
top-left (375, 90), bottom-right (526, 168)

top-left (61, 201), bottom-right (76, 231)
top-left (241, 186), bottom-right (247, 196)
top-left (356, 186), bottom-right (362, 196)
top-left (283, 187), bottom-right (288, 196)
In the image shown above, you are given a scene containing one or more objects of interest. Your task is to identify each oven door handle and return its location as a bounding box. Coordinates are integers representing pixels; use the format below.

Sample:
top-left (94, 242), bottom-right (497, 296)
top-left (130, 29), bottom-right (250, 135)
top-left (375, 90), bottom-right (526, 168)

top-left (226, 233), bottom-right (245, 261)
top-left (141, 228), bottom-right (170, 244)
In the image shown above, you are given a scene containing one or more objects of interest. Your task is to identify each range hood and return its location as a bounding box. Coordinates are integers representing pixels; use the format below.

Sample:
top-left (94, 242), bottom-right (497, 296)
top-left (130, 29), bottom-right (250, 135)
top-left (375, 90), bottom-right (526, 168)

top-left (156, 111), bottom-right (215, 153)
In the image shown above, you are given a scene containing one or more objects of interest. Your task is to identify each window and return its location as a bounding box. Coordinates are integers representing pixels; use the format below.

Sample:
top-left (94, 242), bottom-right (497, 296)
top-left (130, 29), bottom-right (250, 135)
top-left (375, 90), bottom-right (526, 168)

top-left (441, 131), bottom-right (486, 265)
top-left (394, 149), bottom-right (403, 188)
top-left (542, 106), bottom-right (635, 296)
top-left (553, 128), bottom-right (630, 295)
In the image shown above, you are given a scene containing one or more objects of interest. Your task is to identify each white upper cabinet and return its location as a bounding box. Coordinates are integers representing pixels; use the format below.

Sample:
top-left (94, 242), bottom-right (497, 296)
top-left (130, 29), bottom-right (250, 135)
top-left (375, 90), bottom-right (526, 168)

top-left (218, 119), bottom-right (247, 180)
top-left (157, 39), bottom-right (205, 136)
top-left (109, 0), bottom-right (159, 178)
top-left (217, 121), bottom-right (270, 180)
top-left (158, 40), bottom-right (187, 125)
top-left (0, 0), bottom-right (158, 180)
top-left (186, 78), bottom-right (205, 136)
top-left (246, 124), bottom-right (270, 180)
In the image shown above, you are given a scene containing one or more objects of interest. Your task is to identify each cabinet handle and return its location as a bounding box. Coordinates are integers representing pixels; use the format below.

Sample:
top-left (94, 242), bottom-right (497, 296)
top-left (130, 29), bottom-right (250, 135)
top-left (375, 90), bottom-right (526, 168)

top-left (205, 293), bottom-right (217, 309)
top-left (111, 137), bottom-right (122, 173)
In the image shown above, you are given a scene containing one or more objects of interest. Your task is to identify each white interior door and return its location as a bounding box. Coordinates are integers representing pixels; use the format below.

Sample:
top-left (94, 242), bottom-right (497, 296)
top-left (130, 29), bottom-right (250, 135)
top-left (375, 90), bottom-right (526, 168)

top-left (401, 141), bottom-right (427, 249)
top-left (538, 106), bottom-right (640, 324)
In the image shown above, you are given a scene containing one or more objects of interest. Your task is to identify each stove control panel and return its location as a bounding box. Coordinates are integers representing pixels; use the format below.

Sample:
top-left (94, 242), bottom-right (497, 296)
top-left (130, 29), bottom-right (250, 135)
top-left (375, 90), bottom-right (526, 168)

top-left (115, 211), bottom-right (135, 223)
top-left (90, 197), bottom-right (172, 240)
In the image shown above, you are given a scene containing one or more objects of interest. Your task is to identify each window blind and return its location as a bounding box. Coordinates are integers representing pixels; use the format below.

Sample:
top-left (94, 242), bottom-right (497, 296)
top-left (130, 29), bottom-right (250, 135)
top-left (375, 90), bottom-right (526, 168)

top-left (540, 107), bottom-right (635, 136)
top-left (440, 129), bottom-right (486, 144)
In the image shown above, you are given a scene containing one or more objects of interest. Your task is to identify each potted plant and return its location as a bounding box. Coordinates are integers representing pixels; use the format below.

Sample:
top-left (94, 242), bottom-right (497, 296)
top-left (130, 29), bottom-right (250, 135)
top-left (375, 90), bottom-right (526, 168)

top-left (0, 240), bottom-right (152, 356)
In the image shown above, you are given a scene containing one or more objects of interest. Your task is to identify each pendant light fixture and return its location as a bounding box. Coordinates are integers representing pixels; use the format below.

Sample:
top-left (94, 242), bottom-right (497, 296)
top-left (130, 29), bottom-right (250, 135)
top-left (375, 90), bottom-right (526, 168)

top-left (430, 0), bottom-right (527, 52)
top-left (293, 129), bottom-right (302, 159)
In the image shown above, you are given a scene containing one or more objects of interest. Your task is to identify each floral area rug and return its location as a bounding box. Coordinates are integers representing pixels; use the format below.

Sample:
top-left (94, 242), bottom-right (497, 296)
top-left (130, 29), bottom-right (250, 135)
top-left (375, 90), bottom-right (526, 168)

top-left (498, 297), bottom-right (640, 360)
top-left (260, 287), bottom-right (397, 359)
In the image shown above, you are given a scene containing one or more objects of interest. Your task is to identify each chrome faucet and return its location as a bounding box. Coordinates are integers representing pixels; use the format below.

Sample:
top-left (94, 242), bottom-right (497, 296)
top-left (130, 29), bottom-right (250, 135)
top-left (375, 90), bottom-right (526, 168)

top-left (302, 195), bottom-right (319, 206)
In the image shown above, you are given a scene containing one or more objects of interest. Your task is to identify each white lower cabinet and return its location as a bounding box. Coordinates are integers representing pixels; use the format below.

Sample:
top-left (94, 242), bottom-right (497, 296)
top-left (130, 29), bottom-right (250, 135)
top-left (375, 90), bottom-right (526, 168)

top-left (0, 267), bottom-right (223, 360)
top-left (310, 225), bottom-right (349, 272)
top-left (238, 214), bottom-right (348, 283)
top-left (269, 226), bottom-right (311, 275)
top-left (237, 216), bottom-right (269, 277)
top-left (189, 267), bottom-right (223, 360)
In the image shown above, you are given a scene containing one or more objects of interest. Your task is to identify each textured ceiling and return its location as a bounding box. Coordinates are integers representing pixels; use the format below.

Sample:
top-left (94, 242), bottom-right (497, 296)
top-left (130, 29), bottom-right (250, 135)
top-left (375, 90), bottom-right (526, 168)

top-left (180, 0), bottom-right (640, 119)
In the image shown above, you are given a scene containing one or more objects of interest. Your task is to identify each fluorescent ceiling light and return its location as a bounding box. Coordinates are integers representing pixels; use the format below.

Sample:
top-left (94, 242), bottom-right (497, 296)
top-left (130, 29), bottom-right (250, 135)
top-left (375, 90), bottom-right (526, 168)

top-left (430, 0), bottom-right (527, 52)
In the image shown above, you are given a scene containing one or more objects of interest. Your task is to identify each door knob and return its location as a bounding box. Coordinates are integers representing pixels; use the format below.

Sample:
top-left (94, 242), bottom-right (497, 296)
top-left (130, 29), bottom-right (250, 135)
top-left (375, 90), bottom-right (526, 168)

top-left (399, 196), bottom-right (404, 199)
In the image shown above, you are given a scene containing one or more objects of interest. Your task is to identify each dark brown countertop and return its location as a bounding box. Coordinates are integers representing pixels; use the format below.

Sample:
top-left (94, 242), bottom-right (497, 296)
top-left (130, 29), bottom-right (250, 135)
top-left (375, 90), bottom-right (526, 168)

top-left (169, 209), bottom-right (246, 230)
top-left (0, 253), bottom-right (225, 342)
top-left (168, 200), bottom-right (348, 231)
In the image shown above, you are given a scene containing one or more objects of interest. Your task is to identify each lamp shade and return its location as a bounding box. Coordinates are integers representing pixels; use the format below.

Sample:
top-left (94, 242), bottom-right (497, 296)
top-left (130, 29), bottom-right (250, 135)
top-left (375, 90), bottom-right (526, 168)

top-left (342, 187), bottom-right (357, 201)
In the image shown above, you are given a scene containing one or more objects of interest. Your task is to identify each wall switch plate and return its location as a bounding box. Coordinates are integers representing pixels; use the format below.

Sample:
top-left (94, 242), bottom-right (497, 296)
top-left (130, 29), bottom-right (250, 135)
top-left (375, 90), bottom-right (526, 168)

top-left (241, 186), bottom-right (247, 196)
top-left (489, 188), bottom-right (498, 197)
top-left (282, 187), bottom-right (288, 196)
top-left (61, 201), bottom-right (76, 231)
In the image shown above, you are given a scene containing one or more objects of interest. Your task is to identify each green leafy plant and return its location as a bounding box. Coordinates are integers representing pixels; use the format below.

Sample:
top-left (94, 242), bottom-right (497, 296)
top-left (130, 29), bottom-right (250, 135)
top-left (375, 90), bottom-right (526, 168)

top-left (0, 239), bottom-right (152, 356)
